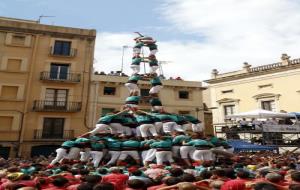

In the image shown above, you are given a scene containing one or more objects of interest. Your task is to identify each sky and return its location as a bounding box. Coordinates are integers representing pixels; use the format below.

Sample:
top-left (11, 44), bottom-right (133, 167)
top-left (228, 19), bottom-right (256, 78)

top-left (1, 0), bottom-right (300, 81)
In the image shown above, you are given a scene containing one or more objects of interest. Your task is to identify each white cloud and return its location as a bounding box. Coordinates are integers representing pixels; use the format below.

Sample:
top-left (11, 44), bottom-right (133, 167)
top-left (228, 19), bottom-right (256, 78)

top-left (94, 0), bottom-right (300, 81)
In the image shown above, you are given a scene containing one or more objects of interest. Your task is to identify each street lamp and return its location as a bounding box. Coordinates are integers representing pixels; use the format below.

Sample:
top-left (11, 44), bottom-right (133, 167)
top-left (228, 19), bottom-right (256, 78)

top-left (121, 45), bottom-right (130, 74)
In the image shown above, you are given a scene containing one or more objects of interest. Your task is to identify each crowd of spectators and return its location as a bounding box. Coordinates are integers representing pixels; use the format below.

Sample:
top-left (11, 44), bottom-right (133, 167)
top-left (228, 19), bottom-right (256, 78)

top-left (0, 151), bottom-right (299, 190)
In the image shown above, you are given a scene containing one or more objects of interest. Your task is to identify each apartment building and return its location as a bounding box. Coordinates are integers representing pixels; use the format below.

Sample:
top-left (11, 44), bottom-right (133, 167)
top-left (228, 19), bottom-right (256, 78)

top-left (0, 17), bottom-right (96, 158)
top-left (88, 74), bottom-right (210, 133)
top-left (205, 54), bottom-right (300, 124)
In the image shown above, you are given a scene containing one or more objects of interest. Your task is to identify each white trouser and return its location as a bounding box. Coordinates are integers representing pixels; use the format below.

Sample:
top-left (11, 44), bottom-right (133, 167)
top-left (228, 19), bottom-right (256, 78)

top-left (180, 146), bottom-right (195, 159)
top-left (172, 146), bottom-right (181, 158)
top-left (131, 65), bottom-right (140, 74)
top-left (154, 122), bottom-right (163, 134)
top-left (80, 148), bottom-right (91, 162)
top-left (193, 149), bottom-right (213, 161)
top-left (109, 123), bottom-right (124, 134)
top-left (51, 148), bottom-right (67, 165)
top-left (149, 85), bottom-right (163, 94)
top-left (192, 123), bottom-right (204, 132)
top-left (140, 124), bottom-right (158, 137)
top-left (90, 151), bottom-right (103, 167)
top-left (150, 66), bottom-right (159, 74)
top-left (150, 49), bottom-right (158, 56)
top-left (226, 147), bottom-right (234, 153)
top-left (125, 83), bottom-right (139, 93)
top-left (135, 126), bottom-right (142, 137)
top-left (106, 151), bottom-right (121, 165)
top-left (119, 150), bottom-right (140, 160)
top-left (152, 106), bottom-right (163, 112)
top-left (123, 126), bottom-right (135, 136)
top-left (144, 149), bottom-right (156, 162)
top-left (65, 147), bottom-right (80, 160)
top-left (91, 124), bottom-right (110, 135)
top-left (156, 151), bottom-right (174, 165)
top-left (163, 122), bottom-right (177, 133)
top-left (181, 124), bottom-right (191, 131)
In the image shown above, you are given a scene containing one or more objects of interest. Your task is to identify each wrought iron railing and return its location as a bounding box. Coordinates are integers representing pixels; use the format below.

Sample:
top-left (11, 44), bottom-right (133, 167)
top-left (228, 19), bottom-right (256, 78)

top-left (49, 47), bottom-right (77, 57)
top-left (40, 71), bottom-right (81, 83)
top-left (32, 100), bottom-right (81, 112)
top-left (33, 129), bottom-right (74, 140)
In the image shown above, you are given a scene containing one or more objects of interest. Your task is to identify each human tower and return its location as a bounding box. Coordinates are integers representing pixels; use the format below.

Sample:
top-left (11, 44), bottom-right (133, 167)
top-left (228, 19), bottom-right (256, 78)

top-left (49, 33), bottom-right (233, 168)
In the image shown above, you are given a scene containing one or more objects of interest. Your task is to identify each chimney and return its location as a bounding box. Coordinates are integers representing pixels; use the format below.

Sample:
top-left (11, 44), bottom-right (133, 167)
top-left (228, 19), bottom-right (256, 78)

top-left (211, 69), bottom-right (218, 78)
top-left (281, 53), bottom-right (290, 66)
top-left (242, 62), bottom-right (251, 72)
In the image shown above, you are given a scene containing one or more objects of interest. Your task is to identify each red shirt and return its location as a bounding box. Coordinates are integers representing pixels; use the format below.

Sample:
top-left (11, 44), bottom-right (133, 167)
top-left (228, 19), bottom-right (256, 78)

top-left (221, 179), bottom-right (248, 190)
top-left (102, 173), bottom-right (129, 190)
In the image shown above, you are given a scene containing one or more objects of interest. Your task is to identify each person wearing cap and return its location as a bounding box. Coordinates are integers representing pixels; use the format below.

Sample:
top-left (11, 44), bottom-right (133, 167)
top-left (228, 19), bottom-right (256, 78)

top-left (125, 74), bottom-right (142, 94)
top-left (140, 139), bottom-right (157, 167)
top-left (105, 137), bottom-right (122, 166)
top-left (134, 111), bottom-right (158, 139)
top-left (150, 136), bottom-right (174, 165)
top-left (149, 76), bottom-right (163, 95)
top-left (117, 137), bottom-right (141, 166)
top-left (131, 55), bottom-right (142, 74)
top-left (89, 136), bottom-right (106, 167)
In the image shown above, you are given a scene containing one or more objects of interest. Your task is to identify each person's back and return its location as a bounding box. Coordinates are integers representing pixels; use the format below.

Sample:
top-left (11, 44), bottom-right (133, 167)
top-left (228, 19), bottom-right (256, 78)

top-left (102, 168), bottom-right (128, 190)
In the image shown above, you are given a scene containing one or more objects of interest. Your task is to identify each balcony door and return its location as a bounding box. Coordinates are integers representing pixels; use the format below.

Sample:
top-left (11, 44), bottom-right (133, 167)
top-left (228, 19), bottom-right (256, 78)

top-left (44, 89), bottom-right (68, 109)
top-left (50, 64), bottom-right (69, 80)
top-left (53, 40), bottom-right (71, 56)
top-left (42, 118), bottom-right (64, 139)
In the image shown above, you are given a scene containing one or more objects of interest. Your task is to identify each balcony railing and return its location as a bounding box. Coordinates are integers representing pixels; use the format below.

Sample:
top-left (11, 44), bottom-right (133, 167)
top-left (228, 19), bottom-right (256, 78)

top-left (32, 100), bottom-right (82, 112)
top-left (250, 62), bottom-right (283, 72)
top-left (34, 129), bottom-right (74, 140)
top-left (49, 47), bottom-right (77, 57)
top-left (40, 72), bottom-right (81, 83)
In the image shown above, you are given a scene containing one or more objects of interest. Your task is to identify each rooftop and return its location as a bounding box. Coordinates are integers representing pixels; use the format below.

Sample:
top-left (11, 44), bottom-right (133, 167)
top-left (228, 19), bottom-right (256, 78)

top-left (205, 54), bottom-right (300, 84)
top-left (0, 16), bottom-right (96, 39)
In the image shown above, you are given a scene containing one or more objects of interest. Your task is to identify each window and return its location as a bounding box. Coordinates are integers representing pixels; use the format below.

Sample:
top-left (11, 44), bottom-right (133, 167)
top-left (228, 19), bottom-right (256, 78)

top-left (178, 111), bottom-right (190, 115)
top-left (140, 89), bottom-right (150, 97)
top-left (11, 35), bottom-right (26, 45)
top-left (222, 90), bottom-right (233, 94)
top-left (7, 59), bottom-right (22, 72)
top-left (44, 89), bottom-right (68, 108)
top-left (53, 41), bottom-right (71, 56)
top-left (50, 63), bottom-right (69, 80)
top-left (0, 116), bottom-right (13, 131)
top-left (42, 118), bottom-right (64, 139)
top-left (258, 84), bottom-right (273, 89)
top-left (103, 87), bottom-right (116, 95)
top-left (1, 86), bottom-right (18, 99)
top-left (261, 100), bottom-right (275, 111)
top-left (179, 91), bottom-right (189, 99)
top-left (101, 108), bottom-right (115, 116)
top-left (224, 105), bottom-right (235, 117)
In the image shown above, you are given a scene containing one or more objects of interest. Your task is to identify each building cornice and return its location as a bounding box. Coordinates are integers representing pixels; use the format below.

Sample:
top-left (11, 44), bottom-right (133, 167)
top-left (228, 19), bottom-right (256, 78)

top-left (205, 60), bottom-right (300, 84)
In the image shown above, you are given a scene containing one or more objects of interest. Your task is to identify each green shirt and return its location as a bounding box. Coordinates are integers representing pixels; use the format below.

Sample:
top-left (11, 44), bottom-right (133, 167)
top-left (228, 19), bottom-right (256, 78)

top-left (149, 59), bottom-right (158, 66)
top-left (91, 142), bottom-right (105, 151)
top-left (186, 140), bottom-right (213, 147)
top-left (152, 113), bottom-right (172, 121)
top-left (62, 140), bottom-right (77, 148)
top-left (132, 57), bottom-right (142, 65)
top-left (134, 42), bottom-right (144, 48)
top-left (150, 139), bottom-right (172, 149)
top-left (97, 115), bottom-right (115, 124)
top-left (150, 77), bottom-right (162, 86)
top-left (122, 140), bottom-right (140, 148)
top-left (135, 114), bottom-right (153, 124)
top-left (173, 135), bottom-right (191, 145)
top-left (75, 138), bottom-right (90, 143)
top-left (128, 75), bottom-right (142, 83)
top-left (106, 138), bottom-right (122, 150)
top-left (149, 98), bottom-right (162, 107)
top-left (126, 96), bottom-right (140, 104)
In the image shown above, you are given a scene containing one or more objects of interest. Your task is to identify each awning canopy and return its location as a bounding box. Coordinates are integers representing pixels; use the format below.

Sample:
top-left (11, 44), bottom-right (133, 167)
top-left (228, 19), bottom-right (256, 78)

top-left (227, 109), bottom-right (294, 119)
top-left (228, 140), bottom-right (278, 152)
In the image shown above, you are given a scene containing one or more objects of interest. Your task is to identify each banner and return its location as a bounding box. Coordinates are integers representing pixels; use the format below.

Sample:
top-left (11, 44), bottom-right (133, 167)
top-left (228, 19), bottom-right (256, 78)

top-left (262, 124), bottom-right (300, 132)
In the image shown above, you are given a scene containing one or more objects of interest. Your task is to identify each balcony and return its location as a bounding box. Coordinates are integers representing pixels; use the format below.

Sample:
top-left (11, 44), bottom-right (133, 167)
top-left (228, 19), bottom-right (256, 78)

top-left (49, 47), bottom-right (77, 57)
top-left (32, 100), bottom-right (82, 112)
top-left (40, 72), bottom-right (81, 83)
top-left (33, 129), bottom-right (74, 140)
